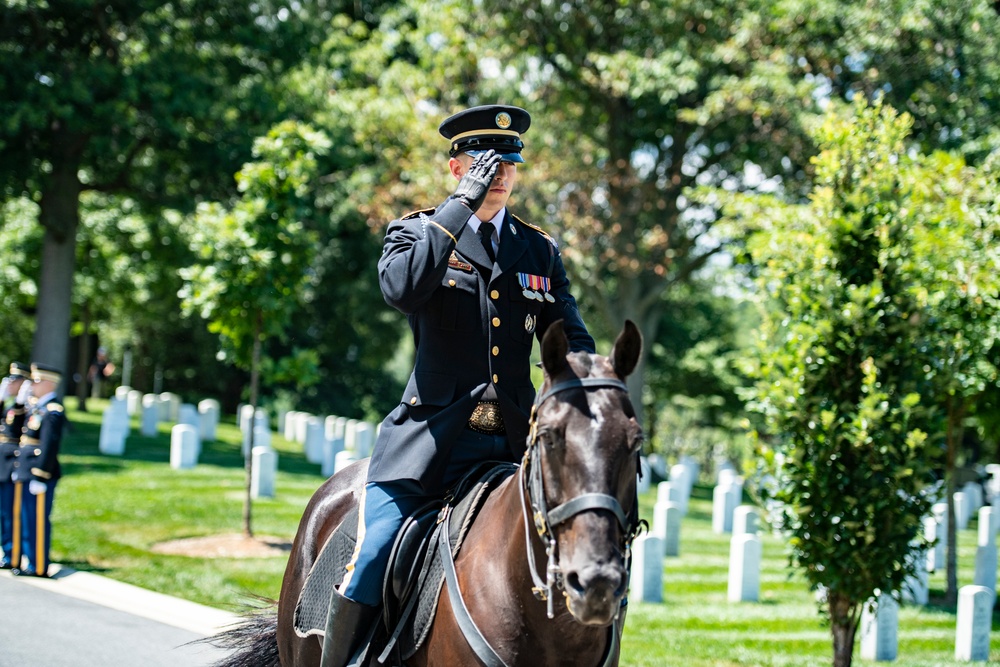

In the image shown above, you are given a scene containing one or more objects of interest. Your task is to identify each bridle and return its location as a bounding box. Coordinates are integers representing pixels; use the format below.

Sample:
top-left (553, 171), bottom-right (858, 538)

top-left (519, 376), bottom-right (643, 619)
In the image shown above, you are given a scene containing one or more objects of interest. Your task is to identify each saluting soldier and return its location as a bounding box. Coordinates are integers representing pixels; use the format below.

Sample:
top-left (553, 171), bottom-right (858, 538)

top-left (0, 361), bottom-right (31, 569)
top-left (321, 105), bottom-right (595, 667)
top-left (11, 363), bottom-right (66, 578)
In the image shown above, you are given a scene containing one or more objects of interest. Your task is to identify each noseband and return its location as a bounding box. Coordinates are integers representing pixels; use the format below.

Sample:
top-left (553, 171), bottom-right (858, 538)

top-left (520, 376), bottom-right (642, 619)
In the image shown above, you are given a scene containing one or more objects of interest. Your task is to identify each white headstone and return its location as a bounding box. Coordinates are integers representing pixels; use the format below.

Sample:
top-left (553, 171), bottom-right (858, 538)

top-left (197, 399), bottom-right (220, 442)
top-left (973, 541), bottom-right (998, 593)
top-left (126, 389), bottom-right (143, 416)
top-left (322, 436), bottom-right (346, 478)
top-left (239, 404), bottom-right (255, 433)
top-left (964, 481), bottom-right (984, 513)
top-left (713, 483), bottom-right (737, 534)
top-left (179, 403), bottom-right (199, 429)
top-left (956, 492), bottom-right (971, 531)
top-left (115, 385), bottom-right (131, 400)
top-left (344, 419), bottom-right (359, 451)
top-left (305, 417), bottom-right (325, 465)
top-left (733, 506), bottom-right (759, 536)
top-left (925, 515), bottom-right (941, 573)
top-left (99, 398), bottom-right (129, 455)
top-left (630, 534), bottom-right (664, 603)
top-left (283, 410), bottom-right (299, 441)
top-left (170, 424), bottom-right (199, 469)
top-left (860, 594), bottom-right (899, 661)
top-left (657, 481), bottom-right (681, 506)
top-left (277, 409), bottom-right (288, 434)
top-left (295, 412), bottom-right (313, 444)
top-left (652, 501), bottom-right (681, 557)
top-left (727, 534), bottom-right (761, 603)
top-left (244, 424), bottom-right (272, 457)
top-left (334, 449), bottom-right (359, 474)
top-left (955, 585), bottom-right (992, 660)
top-left (250, 446), bottom-right (278, 499)
top-left (141, 394), bottom-right (159, 437)
top-left (903, 562), bottom-right (929, 606)
top-left (354, 422), bottom-right (375, 458)
top-left (334, 416), bottom-right (348, 440)
top-left (717, 462), bottom-right (737, 486)
top-left (159, 392), bottom-right (181, 422)
top-left (324, 415), bottom-right (339, 441)
top-left (978, 506), bottom-right (996, 547)
top-left (669, 463), bottom-right (694, 515)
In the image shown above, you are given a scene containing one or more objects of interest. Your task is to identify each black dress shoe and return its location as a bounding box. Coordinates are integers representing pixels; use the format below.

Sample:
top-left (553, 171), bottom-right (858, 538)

top-left (0, 559), bottom-right (12, 570)
top-left (11, 568), bottom-right (43, 577)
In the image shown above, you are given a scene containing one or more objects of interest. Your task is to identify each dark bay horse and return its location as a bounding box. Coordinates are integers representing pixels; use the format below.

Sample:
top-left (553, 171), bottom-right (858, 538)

top-left (212, 319), bottom-right (644, 667)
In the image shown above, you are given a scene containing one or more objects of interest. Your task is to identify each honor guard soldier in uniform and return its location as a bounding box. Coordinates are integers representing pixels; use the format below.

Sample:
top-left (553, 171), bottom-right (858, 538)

top-left (0, 362), bottom-right (31, 569)
top-left (11, 363), bottom-right (66, 577)
top-left (321, 105), bottom-right (595, 667)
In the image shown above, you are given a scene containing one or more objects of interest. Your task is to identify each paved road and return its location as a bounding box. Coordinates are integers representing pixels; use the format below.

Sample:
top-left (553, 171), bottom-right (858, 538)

top-left (0, 565), bottom-right (240, 667)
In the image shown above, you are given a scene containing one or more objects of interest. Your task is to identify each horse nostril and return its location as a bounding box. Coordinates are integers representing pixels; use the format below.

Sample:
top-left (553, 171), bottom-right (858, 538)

top-left (566, 571), bottom-right (585, 596)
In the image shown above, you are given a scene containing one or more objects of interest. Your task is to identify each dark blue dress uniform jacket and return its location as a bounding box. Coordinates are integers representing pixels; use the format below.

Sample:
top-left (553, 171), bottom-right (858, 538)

top-left (11, 399), bottom-right (64, 484)
top-left (0, 401), bottom-right (27, 482)
top-left (370, 196), bottom-right (595, 493)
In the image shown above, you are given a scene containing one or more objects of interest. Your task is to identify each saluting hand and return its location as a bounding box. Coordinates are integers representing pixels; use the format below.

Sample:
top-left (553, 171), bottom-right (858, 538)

top-left (453, 149), bottom-right (502, 212)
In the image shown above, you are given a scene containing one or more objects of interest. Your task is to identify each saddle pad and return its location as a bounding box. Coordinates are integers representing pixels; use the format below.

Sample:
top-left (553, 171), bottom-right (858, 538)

top-left (398, 463), bottom-right (517, 660)
top-left (293, 505), bottom-right (361, 638)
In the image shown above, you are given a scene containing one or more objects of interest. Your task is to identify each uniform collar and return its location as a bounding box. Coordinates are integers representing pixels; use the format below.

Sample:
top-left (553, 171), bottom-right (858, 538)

top-left (468, 207), bottom-right (507, 236)
top-left (32, 392), bottom-right (58, 408)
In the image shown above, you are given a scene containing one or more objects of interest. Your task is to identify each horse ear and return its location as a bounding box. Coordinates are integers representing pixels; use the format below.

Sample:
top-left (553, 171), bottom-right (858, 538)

top-left (541, 319), bottom-right (569, 377)
top-left (610, 320), bottom-right (642, 379)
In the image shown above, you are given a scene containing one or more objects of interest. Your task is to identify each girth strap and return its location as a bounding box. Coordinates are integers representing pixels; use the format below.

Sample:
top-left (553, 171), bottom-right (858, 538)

top-left (438, 507), bottom-right (509, 667)
top-left (546, 493), bottom-right (628, 531)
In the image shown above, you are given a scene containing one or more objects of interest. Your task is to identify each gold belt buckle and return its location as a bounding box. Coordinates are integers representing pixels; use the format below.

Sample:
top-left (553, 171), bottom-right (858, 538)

top-left (469, 401), bottom-right (504, 434)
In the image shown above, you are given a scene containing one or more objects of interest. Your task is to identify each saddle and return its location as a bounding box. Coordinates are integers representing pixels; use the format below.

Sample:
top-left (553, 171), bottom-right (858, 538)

top-left (293, 461), bottom-right (518, 665)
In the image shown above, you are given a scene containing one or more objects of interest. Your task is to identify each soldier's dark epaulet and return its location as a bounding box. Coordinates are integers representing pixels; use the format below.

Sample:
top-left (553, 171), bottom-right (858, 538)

top-left (401, 207), bottom-right (436, 221)
top-left (46, 403), bottom-right (64, 413)
top-left (512, 214), bottom-right (558, 248)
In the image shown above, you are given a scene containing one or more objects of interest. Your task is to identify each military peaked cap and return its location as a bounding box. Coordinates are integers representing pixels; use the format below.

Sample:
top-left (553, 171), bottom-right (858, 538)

top-left (439, 105), bottom-right (531, 163)
top-left (7, 362), bottom-right (30, 380)
top-left (30, 363), bottom-right (63, 384)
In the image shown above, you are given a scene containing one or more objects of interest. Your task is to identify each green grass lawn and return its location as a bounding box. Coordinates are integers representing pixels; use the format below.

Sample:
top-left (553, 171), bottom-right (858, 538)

top-left (50, 399), bottom-right (999, 665)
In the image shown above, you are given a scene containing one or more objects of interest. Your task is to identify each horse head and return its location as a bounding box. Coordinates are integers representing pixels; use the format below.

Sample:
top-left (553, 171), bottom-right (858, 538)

top-left (524, 319), bottom-right (643, 627)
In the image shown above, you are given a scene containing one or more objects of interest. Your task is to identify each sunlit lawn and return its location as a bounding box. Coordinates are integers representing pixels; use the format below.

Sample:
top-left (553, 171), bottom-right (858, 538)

top-left (51, 399), bottom-right (999, 665)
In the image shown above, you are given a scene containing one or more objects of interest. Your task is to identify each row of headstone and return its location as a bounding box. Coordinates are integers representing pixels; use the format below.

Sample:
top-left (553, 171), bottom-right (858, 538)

top-left (860, 586), bottom-right (992, 661)
top-left (712, 470), bottom-right (744, 534)
top-left (280, 411), bottom-right (378, 478)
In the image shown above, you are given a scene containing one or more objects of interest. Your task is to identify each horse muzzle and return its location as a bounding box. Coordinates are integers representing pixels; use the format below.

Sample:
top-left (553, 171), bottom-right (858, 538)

top-left (562, 561), bottom-right (627, 626)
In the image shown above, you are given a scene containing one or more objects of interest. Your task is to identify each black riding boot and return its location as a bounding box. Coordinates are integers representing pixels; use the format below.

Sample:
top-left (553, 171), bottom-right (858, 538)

top-left (321, 588), bottom-right (380, 667)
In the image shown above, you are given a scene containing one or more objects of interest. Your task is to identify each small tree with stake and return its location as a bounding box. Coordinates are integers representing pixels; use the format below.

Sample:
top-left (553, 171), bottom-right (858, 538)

top-left (742, 99), bottom-right (935, 667)
top-left (181, 121), bottom-right (330, 537)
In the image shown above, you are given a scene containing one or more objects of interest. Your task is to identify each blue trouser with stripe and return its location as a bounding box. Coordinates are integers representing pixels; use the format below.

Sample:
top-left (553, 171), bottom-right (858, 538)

top-left (338, 429), bottom-right (510, 606)
top-left (0, 480), bottom-right (16, 563)
top-left (21, 479), bottom-right (56, 576)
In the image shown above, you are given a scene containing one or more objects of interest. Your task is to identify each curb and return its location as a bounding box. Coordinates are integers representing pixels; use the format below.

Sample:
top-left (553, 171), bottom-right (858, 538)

top-left (0, 563), bottom-right (242, 636)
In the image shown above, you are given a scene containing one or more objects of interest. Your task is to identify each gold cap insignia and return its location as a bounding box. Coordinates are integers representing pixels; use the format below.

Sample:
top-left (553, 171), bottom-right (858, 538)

top-left (495, 112), bottom-right (512, 129)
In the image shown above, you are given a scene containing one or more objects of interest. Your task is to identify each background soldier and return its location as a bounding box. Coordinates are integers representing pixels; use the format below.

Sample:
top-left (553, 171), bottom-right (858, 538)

top-left (11, 363), bottom-right (66, 578)
top-left (0, 361), bottom-right (31, 569)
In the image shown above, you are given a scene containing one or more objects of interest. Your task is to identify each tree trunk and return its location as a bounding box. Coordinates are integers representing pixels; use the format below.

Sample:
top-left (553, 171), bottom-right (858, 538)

top-left (243, 313), bottom-right (263, 538)
top-left (76, 303), bottom-right (91, 412)
top-left (944, 394), bottom-right (965, 607)
top-left (828, 591), bottom-right (860, 667)
top-left (33, 136), bottom-right (86, 396)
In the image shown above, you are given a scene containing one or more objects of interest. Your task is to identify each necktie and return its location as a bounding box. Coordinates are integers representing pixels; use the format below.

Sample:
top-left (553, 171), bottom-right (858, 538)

top-left (479, 222), bottom-right (497, 264)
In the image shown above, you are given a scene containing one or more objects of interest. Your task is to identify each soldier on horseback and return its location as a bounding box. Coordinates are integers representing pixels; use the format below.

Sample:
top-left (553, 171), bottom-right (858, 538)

top-left (322, 104), bottom-right (595, 667)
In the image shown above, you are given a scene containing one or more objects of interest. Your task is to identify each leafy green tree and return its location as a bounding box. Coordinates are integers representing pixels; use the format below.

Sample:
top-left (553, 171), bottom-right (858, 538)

top-left (181, 121), bottom-right (331, 537)
top-left (901, 150), bottom-right (1000, 603)
top-left (742, 99), bottom-right (934, 667)
top-left (0, 1), bottom-right (338, 377)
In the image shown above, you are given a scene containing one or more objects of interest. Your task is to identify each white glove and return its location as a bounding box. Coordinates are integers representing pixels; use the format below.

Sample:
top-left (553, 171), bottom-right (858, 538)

top-left (28, 480), bottom-right (47, 496)
top-left (0, 377), bottom-right (9, 401)
top-left (16, 380), bottom-right (33, 405)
